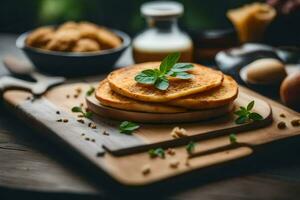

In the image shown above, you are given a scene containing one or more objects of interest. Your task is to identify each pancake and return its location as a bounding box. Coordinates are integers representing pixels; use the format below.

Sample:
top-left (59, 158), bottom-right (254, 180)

top-left (167, 75), bottom-right (238, 109)
top-left (95, 79), bottom-right (186, 113)
top-left (107, 62), bottom-right (224, 102)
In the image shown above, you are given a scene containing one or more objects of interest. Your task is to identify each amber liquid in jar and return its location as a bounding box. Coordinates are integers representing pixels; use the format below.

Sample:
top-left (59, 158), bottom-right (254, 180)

top-left (133, 45), bottom-right (193, 63)
top-left (133, 1), bottom-right (193, 63)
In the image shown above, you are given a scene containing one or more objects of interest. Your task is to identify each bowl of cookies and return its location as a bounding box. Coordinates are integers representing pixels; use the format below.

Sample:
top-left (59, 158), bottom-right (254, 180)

top-left (16, 21), bottom-right (130, 76)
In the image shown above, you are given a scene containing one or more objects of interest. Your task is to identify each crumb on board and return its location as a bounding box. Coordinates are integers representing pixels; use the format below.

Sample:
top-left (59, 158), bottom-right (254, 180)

top-left (169, 159), bottom-right (180, 168)
top-left (141, 164), bottom-right (151, 175)
top-left (171, 127), bottom-right (187, 138)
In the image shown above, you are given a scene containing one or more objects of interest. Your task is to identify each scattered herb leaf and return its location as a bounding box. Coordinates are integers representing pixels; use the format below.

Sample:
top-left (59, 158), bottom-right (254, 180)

top-left (234, 101), bottom-right (263, 124)
top-left (86, 86), bottom-right (95, 96)
top-left (229, 134), bottom-right (237, 144)
top-left (71, 106), bottom-right (93, 119)
top-left (186, 141), bottom-right (196, 154)
top-left (148, 148), bottom-right (165, 158)
top-left (119, 121), bottom-right (140, 134)
top-left (135, 53), bottom-right (194, 90)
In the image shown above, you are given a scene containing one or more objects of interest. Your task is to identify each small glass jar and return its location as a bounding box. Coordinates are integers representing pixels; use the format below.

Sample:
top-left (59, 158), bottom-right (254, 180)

top-left (132, 1), bottom-right (193, 63)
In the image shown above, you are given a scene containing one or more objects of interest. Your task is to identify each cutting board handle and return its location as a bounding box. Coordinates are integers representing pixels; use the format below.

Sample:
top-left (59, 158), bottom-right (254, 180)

top-left (188, 143), bottom-right (254, 166)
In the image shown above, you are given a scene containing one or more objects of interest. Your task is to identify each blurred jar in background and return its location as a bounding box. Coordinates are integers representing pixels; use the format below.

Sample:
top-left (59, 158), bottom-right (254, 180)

top-left (132, 1), bottom-right (193, 63)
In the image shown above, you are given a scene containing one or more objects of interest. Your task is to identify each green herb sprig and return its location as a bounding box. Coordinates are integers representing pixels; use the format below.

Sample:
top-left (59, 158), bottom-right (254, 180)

top-left (234, 101), bottom-right (263, 124)
top-left (135, 52), bottom-right (194, 90)
top-left (229, 133), bottom-right (237, 144)
top-left (86, 86), bottom-right (95, 96)
top-left (119, 121), bottom-right (140, 134)
top-left (186, 141), bottom-right (196, 154)
top-left (71, 106), bottom-right (93, 119)
top-left (148, 148), bottom-right (165, 158)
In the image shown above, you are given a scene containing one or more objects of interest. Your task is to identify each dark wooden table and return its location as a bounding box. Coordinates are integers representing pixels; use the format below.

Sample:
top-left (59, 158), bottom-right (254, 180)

top-left (1, 34), bottom-right (300, 200)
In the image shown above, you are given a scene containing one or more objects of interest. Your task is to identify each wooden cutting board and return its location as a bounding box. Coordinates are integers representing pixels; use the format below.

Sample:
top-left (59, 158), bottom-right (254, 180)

top-left (3, 83), bottom-right (300, 186)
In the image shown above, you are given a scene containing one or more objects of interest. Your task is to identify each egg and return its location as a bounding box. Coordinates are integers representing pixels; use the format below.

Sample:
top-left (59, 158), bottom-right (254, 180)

top-left (280, 72), bottom-right (300, 111)
top-left (246, 58), bottom-right (287, 84)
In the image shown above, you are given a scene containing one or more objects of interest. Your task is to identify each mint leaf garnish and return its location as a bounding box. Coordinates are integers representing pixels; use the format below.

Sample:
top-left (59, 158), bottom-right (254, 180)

top-left (135, 53), bottom-right (194, 90)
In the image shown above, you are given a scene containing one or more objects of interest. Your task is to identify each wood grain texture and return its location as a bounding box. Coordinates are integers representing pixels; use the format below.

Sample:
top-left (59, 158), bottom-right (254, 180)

top-left (3, 83), bottom-right (300, 186)
top-left (2, 34), bottom-right (300, 199)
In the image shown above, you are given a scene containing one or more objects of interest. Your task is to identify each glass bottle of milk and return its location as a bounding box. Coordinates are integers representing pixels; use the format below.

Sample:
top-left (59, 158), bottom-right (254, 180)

top-left (132, 1), bottom-right (193, 63)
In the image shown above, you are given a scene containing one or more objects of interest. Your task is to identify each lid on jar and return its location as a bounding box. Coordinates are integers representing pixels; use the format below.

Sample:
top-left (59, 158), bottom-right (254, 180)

top-left (141, 1), bottom-right (183, 18)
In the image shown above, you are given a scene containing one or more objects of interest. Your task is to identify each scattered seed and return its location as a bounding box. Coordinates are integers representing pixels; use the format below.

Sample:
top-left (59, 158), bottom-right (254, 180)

top-left (85, 137), bottom-right (90, 141)
top-left (66, 94), bottom-right (70, 98)
top-left (169, 160), bottom-right (180, 168)
top-left (91, 139), bottom-right (95, 142)
top-left (91, 124), bottom-right (97, 129)
top-left (26, 96), bottom-right (31, 100)
top-left (141, 164), bottom-right (151, 175)
top-left (96, 152), bottom-right (102, 157)
top-left (291, 119), bottom-right (300, 127)
top-left (88, 122), bottom-right (92, 127)
top-left (80, 103), bottom-right (84, 107)
top-left (103, 131), bottom-right (109, 136)
top-left (56, 111), bottom-right (60, 115)
top-left (74, 94), bottom-right (79, 98)
top-left (77, 114), bottom-right (84, 118)
top-left (280, 113), bottom-right (286, 118)
top-left (75, 87), bottom-right (82, 94)
top-left (63, 119), bottom-right (68, 123)
top-left (56, 119), bottom-right (62, 122)
top-left (81, 133), bottom-right (85, 136)
top-left (167, 148), bottom-right (176, 156)
top-left (277, 121), bottom-right (287, 129)
top-left (185, 158), bottom-right (190, 167)
top-left (77, 119), bottom-right (85, 124)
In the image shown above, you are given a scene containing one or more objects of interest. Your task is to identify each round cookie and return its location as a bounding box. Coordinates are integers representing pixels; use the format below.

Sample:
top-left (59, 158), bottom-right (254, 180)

top-left (107, 62), bottom-right (224, 102)
top-left (167, 75), bottom-right (238, 109)
top-left (95, 79), bottom-right (186, 113)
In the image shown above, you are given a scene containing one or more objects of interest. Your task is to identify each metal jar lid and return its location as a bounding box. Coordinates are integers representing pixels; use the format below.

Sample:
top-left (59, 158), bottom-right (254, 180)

top-left (141, 1), bottom-right (183, 18)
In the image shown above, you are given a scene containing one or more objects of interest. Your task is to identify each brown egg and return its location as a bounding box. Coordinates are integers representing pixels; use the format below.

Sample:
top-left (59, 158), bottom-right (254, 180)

top-left (280, 72), bottom-right (300, 111)
top-left (246, 58), bottom-right (287, 84)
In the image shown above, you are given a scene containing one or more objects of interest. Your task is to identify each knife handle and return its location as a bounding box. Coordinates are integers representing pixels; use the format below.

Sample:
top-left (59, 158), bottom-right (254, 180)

top-left (0, 76), bottom-right (45, 95)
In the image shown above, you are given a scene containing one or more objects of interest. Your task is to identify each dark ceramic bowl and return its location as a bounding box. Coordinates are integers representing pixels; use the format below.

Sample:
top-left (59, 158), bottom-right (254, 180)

top-left (16, 29), bottom-right (131, 76)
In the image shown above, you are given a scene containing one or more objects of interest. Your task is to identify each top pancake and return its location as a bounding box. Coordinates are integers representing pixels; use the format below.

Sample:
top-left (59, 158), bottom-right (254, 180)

top-left (167, 75), bottom-right (239, 109)
top-left (95, 79), bottom-right (186, 113)
top-left (107, 62), bottom-right (224, 102)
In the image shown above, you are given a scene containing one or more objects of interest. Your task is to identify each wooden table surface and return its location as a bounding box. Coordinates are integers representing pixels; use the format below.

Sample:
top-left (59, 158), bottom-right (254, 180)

top-left (1, 34), bottom-right (300, 200)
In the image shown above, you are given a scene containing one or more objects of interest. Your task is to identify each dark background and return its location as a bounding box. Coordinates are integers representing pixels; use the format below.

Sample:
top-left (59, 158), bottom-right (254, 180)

top-left (0, 0), bottom-right (299, 46)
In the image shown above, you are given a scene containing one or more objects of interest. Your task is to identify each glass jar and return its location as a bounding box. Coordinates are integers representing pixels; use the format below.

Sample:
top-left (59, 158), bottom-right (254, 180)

top-left (132, 1), bottom-right (193, 63)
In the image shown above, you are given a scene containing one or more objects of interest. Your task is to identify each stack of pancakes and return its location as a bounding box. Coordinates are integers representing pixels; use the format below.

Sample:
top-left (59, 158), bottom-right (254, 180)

top-left (95, 62), bottom-right (238, 113)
